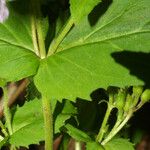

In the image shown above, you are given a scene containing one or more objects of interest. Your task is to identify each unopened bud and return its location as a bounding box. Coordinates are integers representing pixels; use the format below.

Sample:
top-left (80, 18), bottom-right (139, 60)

top-left (132, 86), bottom-right (143, 106)
top-left (115, 89), bottom-right (126, 110)
top-left (141, 89), bottom-right (150, 103)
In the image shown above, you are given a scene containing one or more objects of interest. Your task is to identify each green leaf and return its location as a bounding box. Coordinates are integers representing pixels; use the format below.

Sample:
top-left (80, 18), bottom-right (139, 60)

top-left (54, 100), bottom-right (77, 133)
top-left (0, 78), bottom-right (6, 87)
top-left (86, 142), bottom-right (104, 150)
top-left (70, 0), bottom-right (101, 24)
top-left (65, 124), bottom-right (91, 142)
top-left (34, 44), bottom-right (144, 100)
top-left (104, 138), bottom-right (134, 150)
top-left (0, 1), bottom-right (39, 81)
top-left (9, 99), bottom-right (44, 148)
top-left (62, 100), bottom-right (77, 114)
top-left (55, 114), bottom-right (71, 134)
top-left (0, 47), bottom-right (39, 82)
top-left (34, 0), bottom-right (150, 101)
top-left (61, 0), bottom-right (150, 53)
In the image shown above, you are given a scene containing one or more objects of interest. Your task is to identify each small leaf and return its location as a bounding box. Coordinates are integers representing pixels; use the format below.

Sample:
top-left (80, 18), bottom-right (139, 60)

top-left (55, 114), bottom-right (71, 134)
top-left (70, 0), bottom-right (101, 24)
top-left (104, 138), bottom-right (134, 150)
top-left (54, 100), bottom-right (77, 133)
top-left (62, 100), bottom-right (77, 114)
top-left (9, 99), bottom-right (44, 148)
top-left (86, 142), bottom-right (104, 150)
top-left (65, 124), bottom-right (91, 142)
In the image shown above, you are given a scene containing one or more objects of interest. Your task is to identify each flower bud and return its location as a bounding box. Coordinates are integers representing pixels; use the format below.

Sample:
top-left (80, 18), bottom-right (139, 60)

top-left (115, 89), bottom-right (126, 110)
top-left (141, 89), bottom-right (150, 103)
top-left (132, 86), bottom-right (143, 106)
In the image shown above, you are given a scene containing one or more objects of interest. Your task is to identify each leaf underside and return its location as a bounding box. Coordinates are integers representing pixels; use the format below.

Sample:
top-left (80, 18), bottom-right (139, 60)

top-left (104, 138), bottom-right (134, 150)
top-left (0, 1), bottom-right (39, 82)
top-left (34, 0), bottom-right (150, 101)
top-left (9, 99), bottom-right (44, 148)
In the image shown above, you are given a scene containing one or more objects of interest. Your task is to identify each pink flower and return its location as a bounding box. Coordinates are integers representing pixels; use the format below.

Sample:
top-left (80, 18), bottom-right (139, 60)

top-left (0, 0), bottom-right (9, 23)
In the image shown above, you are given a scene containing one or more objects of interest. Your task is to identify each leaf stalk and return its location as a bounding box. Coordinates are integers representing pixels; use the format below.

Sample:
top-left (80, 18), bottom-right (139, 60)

top-left (3, 87), bottom-right (13, 135)
top-left (42, 97), bottom-right (53, 150)
top-left (48, 18), bottom-right (74, 56)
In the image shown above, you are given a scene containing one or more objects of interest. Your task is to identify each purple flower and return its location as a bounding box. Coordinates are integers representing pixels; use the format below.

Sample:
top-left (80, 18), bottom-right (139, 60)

top-left (0, 0), bottom-right (9, 23)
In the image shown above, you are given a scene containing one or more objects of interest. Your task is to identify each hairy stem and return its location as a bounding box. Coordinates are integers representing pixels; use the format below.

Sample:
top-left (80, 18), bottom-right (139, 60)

top-left (96, 104), bottom-right (113, 143)
top-left (0, 120), bottom-right (8, 137)
top-left (3, 87), bottom-right (12, 135)
top-left (31, 0), bottom-right (46, 59)
top-left (101, 110), bottom-right (133, 145)
top-left (48, 18), bottom-right (74, 56)
top-left (36, 18), bottom-right (46, 59)
top-left (108, 110), bottom-right (124, 136)
top-left (31, 14), bottom-right (39, 56)
top-left (42, 97), bottom-right (53, 150)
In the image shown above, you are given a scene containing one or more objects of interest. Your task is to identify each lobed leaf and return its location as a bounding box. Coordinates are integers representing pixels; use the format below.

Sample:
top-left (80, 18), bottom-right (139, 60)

top-left (34, 0), bottom-right (150, 101)
top-left (9, 99), bottom-right (44, 148)
top-left (61, 0), bottom-right (150, 53)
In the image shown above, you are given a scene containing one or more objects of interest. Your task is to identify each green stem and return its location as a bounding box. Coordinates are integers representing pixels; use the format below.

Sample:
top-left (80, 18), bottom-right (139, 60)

top-left (42, 97), bottom-right (53, 150)
top-left (36, 18), bottom-right (46, 59)
top-left (96, 104), bottom-right (113, 143)
top-left (48, 18), bottom-right (74, 56)
top-left (101, 110), bottom-right (133, 145)
top-left (0, 120), bottom-right (8, 137)
top-left (3, 87), bottom-right (12, 135)
top-left (31, 14), bottom-right (39, 56)
top-left (109, 110), bottom-right (124, 135)
top-left (31, 0), bottom-right (46, 59)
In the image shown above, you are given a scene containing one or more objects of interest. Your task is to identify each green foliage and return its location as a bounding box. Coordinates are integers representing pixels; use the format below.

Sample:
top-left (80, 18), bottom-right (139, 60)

top-left (0, 47), bottom-right (39, 81)
top-left (0, 78), bottom-right (6, 87)
top-left (61, 0), bottom-right (150, 53)
top-left (65, 124), bottom-right (92, 142)
top-left (86, 142), bottom-right (104, 150)
top-left (0, 0), bottom-right (149, 149)
top-left (9, 99), bottom-right (44, 148)
top-left (141, 89), bottom-right (150, 103)
top-left (0, 2), bottom-right (39, 82)
top-left (104, 138), bottom-right (134, 150)
top-left (54, 100), bottom-right (77, 133)
top-left (35, 0), bottom-right (150, 101)
top-left (34, 44), bottom-right (145, 101)
top-left (70, 0), bottom-right (101, 24)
